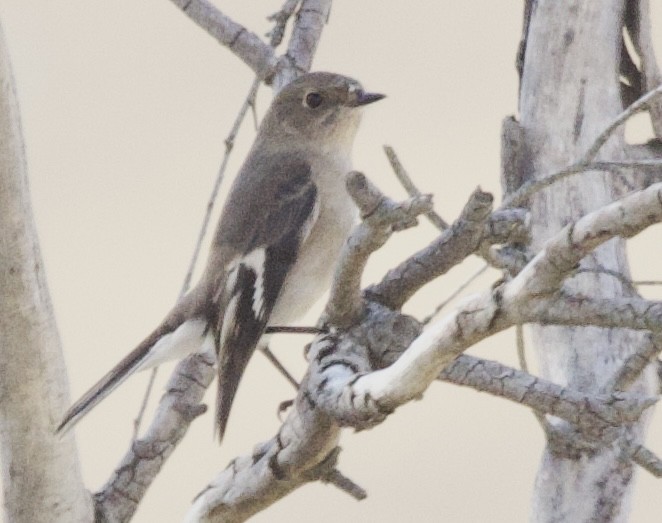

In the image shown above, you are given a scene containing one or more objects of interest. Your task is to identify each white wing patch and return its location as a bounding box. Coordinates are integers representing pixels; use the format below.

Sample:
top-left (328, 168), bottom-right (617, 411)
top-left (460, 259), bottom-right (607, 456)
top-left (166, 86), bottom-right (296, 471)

top-left (300, 194), bottom-right (321, 245)
top-left (139, 319), bottom-right (211, 371)
top-left (241, 248), bottom-right (267, 319)
top-left (214, 256), bottom-right (240, 304)
top-left (219, 294), bottom-right (239, 350)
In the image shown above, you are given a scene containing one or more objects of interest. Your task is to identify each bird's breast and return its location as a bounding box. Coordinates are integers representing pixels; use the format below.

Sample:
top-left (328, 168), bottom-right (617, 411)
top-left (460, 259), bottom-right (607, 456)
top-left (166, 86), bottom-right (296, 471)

top-left (269, 155), bottom-right (357, 325)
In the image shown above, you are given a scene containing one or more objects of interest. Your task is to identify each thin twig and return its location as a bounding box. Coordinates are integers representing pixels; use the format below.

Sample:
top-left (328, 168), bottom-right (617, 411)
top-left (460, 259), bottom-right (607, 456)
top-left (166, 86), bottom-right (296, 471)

top-left (631, 444), bottom-right (662, 477)
top-left (592, 159), bottom-right (662, 168)
top-left (585, 84), bottom-right (662, 162)
top-left (503, 83), bottom-right (662, 208)
top-left (421, 264), bottom-right (489, 325)
top-left (187, 77), bottom-right (261, 294)
top-left (608, 332), bottom-right (662, 392)
top-left (516, 324), bottom-right (528, 372)
top-left (260, 346), bottom-right (299, 389)
top-left (265, 326), bottom-right (325, 334)
top-left (274, 0), bottom-right (332, 90)
top-left (503, 160), bottom-right (662, 208)
top-left (266, 0), bottom-right (301, 46)
top-left (322, 468), bottom-right (368, 500)
top-left (384, 146), bottom-right (530, 274)
top-left (383, 145), bottom-right (449, 230)
top-left (132, 0), bottom-right (298, 439)
top-left (634, 280), bottom-right (662, 286)
top-left (100, 2), bottom-right (336, 518)
top-left (131, 78), bottom-right (262, 440)
top-left (131, 370), bottom-right (158, 440)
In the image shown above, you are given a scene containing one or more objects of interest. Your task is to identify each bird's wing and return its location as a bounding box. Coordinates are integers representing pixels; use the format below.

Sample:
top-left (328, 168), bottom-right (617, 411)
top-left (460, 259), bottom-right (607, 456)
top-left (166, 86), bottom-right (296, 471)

top-left (213, 158), bottom-right (319, 441)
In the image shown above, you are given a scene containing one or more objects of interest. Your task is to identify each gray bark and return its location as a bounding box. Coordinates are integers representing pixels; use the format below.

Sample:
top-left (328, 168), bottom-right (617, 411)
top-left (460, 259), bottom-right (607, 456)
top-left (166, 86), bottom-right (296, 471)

top-left (3, 1), bottom-right (662, 521)
top-left (517, 2), bottom-right (657, 521)
top-left (0, 20), bottom-right (93, 523)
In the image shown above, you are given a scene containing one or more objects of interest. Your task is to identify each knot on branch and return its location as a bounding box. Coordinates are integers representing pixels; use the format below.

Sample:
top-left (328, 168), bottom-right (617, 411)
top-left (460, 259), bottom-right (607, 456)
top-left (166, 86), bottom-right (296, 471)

top-left (324, 173), bottom-right (432, 328)
top-left (485, 208), bottom-right (530, 245)
top-left (306, 333), bottom-right (387, 430)
top-left (301, 446), bottom-right (341, 482)
top-left (365, 186), bottom-right (499, 310)
top-left (346, 171), bottom-right (433, 230)
top-left (459, 186), bottom-right (493, 223)
top-left (351, 301), bottom-right (422, 368)
top-left (480, 206), bottom-right (531, 273)
top-left (306, 305), bottom-right (421, 431)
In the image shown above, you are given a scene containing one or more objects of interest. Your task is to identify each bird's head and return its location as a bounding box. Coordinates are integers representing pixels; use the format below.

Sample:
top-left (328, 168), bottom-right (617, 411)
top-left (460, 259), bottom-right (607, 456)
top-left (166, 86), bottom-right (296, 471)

top-left (261, 72), bottom-right (385, 151)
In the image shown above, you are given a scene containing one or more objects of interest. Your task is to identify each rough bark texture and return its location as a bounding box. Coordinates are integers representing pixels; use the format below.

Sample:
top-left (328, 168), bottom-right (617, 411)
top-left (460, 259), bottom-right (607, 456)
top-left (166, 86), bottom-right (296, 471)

top-left (184, 178), bottom-right (662, 520)
top-left (517, 2), bottom-right (656, 521)
top-left (4, 1), bottom-right (662, 521)
top-left (0, 21), bottom-right (92, 523)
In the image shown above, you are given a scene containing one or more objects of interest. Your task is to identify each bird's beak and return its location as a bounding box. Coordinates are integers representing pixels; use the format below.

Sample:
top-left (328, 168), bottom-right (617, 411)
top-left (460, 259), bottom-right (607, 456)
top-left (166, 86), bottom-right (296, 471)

top-left (348, 90), bottom-right (386, 107)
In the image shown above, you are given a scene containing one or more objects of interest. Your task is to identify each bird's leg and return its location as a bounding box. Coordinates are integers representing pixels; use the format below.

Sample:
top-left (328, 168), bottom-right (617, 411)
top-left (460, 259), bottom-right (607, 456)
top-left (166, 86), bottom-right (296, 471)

top-left (264, 325), bottom-right (327, 334)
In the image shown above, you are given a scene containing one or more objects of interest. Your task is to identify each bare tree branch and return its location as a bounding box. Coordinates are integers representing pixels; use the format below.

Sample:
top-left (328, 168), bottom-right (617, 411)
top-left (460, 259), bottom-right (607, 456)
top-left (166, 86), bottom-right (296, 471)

top-left (505, 182), bottom-right (662, 301)
top-left (167, 0), bottom-right (278, 80)
top-left (367, 188), bottom-right (494, 309)
top-left (325, 172), bottom-right (432, 327)
top-left (266, 0), bottom-right (302, 47)
top-left (274, 0), bottom-right (332, 90)
top-left (586, 85), bottom-right (662, 161)
top-left (608, 332), bottom-right (662, 392)
top-left (421, 263), bottom-right (489, 325)
top-left (503, 84), bottom-right (662, 209)
top-left (181, 168), bottom-right (662, 521)
top-left (383, 145), bottom-right (448, 230)
top-left (333, 183), bottom-right (662, 420)
top-left (526, 295), bottom-right (662, 334)
top-left (438, 355), bottom-right (652, 432)
top-left (631, 444), bottom-right (662, 477)
top-left (183, 330), bottom-right (374, 522)
top-left (95, 351), bottom-right (214, 522)
top-left (133, 74), bottom-right (264, 440)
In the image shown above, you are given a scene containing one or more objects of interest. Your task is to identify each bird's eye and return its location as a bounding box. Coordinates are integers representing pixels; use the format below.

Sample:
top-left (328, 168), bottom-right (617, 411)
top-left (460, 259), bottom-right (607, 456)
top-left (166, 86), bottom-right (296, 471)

top-left (304, 92), bottom-right (323, 108)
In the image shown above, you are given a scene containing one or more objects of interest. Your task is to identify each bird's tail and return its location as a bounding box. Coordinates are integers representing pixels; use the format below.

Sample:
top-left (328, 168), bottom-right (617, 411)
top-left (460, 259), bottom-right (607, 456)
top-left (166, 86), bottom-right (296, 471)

top-left (56, 336), bottom-right (158, 435)
top-left (215, 337), bottom-right (260, 442)
top-left (57, 291), bottom-right (209, 436)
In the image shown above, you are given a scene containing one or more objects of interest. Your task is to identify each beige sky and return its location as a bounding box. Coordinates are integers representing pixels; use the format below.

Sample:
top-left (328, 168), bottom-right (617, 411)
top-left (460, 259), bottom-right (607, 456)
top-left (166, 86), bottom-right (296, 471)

top-left (1, 1), bottom-right (662, 521)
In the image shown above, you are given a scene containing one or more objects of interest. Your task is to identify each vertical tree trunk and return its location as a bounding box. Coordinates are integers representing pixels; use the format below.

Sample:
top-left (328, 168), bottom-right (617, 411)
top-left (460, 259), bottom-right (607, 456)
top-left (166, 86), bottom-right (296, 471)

top-left (0, 21), bottom-right (92, 523)
top-left (518, 2), bottom-right (656, 521)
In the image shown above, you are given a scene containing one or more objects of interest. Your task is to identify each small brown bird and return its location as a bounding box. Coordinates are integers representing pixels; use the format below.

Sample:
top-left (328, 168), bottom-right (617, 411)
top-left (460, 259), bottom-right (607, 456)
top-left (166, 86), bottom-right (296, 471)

top-left (57, 72), bottom-right (384, 441)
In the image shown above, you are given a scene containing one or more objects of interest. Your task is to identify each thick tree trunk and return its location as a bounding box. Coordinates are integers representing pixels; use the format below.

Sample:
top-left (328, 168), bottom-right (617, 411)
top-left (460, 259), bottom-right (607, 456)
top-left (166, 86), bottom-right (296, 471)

top-left (0, 20), bottom-right (92, 523)
top-left (518, 2), bottom-right (656, 521)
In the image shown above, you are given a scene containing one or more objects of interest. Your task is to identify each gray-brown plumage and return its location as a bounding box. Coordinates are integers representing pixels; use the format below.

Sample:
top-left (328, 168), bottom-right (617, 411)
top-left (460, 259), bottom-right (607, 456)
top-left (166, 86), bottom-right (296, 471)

top-left (57, 72), bottom-right (384, 441)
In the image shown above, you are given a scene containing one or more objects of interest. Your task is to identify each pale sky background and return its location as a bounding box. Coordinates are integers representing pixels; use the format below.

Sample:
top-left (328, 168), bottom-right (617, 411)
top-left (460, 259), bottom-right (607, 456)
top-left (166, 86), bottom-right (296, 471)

top-left (1, 1), bottom-right (662, 522)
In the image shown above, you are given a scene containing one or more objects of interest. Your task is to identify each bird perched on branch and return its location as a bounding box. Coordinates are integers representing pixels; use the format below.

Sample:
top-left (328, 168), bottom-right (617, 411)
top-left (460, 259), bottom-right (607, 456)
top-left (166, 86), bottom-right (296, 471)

top-left (57, 72), bottom-right (385, 441)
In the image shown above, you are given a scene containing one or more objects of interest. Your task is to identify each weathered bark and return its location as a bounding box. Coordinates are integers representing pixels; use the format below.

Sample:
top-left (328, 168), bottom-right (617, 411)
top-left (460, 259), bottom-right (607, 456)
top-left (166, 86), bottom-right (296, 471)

top-left (0, 20), bottom-right (92, 523)
top-left (517, 2), bottom-right (656, 521)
